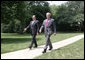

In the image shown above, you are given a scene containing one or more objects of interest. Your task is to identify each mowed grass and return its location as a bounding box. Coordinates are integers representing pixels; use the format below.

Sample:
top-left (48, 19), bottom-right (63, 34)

top-left (34, 38), bottom-right (84, 59)
top-left (1, 32), bottom-right (83, 54)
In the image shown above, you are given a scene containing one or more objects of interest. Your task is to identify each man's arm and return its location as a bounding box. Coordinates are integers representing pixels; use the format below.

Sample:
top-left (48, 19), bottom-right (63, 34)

top-left (53, 19), bottom-right (56, 34)
top-left (26, 21), bottom-right (31, 29)
top-left (36, 20), bottom-right (39, 33)
top-left (39, 20), bottom-right (44, 33)
top-left (24, 21), bottom-right (31, 32)
top-left (26, 24), bottom-right (30, 29)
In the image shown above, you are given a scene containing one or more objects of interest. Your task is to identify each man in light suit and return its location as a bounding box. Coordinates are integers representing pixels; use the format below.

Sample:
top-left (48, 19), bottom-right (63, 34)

top-left (24, 15), bottom-right (39, 49)
top-left (39, 12), bottom-right (56, 53)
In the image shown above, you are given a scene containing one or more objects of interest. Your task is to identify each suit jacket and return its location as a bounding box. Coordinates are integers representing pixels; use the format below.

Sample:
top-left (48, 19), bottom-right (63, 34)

top-left (26, 20), bottom-right (39, 35)
top-left (40, 18), bottom-right (56, 35)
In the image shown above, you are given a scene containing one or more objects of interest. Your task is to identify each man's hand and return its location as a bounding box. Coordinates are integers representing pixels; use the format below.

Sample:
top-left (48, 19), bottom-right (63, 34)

top-left (23, 28), bottom-right (27, 32)
top-left (54, 33), bottom-right (56, 36)
top-left (39, 29), bottom-right (42, 33)
top-left (37, 32), bottom-right (39, 35)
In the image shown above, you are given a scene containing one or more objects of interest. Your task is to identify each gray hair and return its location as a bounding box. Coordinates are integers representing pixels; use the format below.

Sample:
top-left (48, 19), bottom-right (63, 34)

top-left (46, 12), bottom-right (51, 16)
top-left (32, 15), bottom-right (36, 18)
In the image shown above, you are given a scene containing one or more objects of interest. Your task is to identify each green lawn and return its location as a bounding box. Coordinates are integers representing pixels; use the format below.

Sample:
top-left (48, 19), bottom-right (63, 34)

top-left (1, 32), bottom-right (83, 54)
top-left (34, 38), bottom-right (84, 59)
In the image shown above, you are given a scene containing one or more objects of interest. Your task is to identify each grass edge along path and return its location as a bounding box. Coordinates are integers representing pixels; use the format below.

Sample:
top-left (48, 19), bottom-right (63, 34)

top-left (1, 34), bottom-right (84, 59)
top-left (34, 37), bottom-right (84, 59)
top-left (1, 33), bottom-right (83, 54)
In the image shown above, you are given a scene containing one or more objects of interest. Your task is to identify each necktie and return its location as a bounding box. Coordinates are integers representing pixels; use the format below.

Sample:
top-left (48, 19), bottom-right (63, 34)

top-left (46, 19), bottom-right (48, 27)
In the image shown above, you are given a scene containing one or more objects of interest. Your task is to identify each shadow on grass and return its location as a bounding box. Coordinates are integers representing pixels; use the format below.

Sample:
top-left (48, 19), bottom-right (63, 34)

top-left (1, 38), bottom-right (41, 44)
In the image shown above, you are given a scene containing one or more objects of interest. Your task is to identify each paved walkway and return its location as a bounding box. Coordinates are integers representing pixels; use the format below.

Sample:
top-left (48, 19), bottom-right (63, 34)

top-left (1, 35), bottom-right (84, 59)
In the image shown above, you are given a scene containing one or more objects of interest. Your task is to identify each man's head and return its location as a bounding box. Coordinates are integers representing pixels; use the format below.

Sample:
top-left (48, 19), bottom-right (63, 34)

top-left (46, 12), bottom-right (51, 19)
top-left (32, 15), bottom-right (36, 20)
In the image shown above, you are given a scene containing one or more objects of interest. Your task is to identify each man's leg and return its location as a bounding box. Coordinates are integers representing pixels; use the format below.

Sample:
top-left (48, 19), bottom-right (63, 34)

top-left (48, 32), bottom-right (53, 50)
top-left (45, 34), bottom-right (52, 50)
top-left (29, 35), bottom-right (35, 49)
top-left (34, 35), bottom-right (37, 48)
top-left (43, 34), bottom-right (50, 53)
top-left (48, 38), bottom-right (53, 50)
top-left (44, 35), bottom-right (50, 49)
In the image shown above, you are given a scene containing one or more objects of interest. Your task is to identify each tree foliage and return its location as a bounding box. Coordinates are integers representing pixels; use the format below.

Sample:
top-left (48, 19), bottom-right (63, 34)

top-left (1, 1), bottom-right (84, 33)
top-left (54, 1), bottom-right (84, 31)
top-left (1, 1), bottom-right (50, 33)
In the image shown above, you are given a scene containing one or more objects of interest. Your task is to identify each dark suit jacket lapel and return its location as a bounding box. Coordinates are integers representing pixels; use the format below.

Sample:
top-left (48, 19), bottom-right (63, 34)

top-left (32, 20), bottom-right (36, 26)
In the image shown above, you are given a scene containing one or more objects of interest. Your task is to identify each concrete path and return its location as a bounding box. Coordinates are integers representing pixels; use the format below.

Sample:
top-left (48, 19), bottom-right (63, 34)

top-left (1, 34), bottom-right (84, 59)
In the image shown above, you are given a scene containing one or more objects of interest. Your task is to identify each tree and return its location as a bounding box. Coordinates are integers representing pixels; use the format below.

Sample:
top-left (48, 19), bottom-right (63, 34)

top-left (55, 1), bottom-right (84, 31)
top-left (26, 1), bottom-right (51, 25)
top-left (1, 1), bottom-right (17, 33)
top-left (1, 1), bottom-right (51, 33)
top-left (49, 4), bottom-right (58, 18)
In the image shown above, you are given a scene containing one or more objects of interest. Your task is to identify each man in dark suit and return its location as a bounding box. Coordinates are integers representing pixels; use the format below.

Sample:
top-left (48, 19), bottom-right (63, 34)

top-left (39, 12), bottom-right (56, 53)
top-left (24, 15), bottom-right (39, 49)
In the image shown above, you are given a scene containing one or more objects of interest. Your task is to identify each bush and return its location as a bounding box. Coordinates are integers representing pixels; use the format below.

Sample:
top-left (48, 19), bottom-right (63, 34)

top-left (1, 23), bottom-right (10, 33)
top-left (14, 19), bottom-right (21, 33)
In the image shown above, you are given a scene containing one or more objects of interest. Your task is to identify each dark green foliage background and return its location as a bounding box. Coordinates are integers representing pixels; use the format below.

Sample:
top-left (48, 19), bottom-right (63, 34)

top-left (1, 1), bottom-right (84, 33)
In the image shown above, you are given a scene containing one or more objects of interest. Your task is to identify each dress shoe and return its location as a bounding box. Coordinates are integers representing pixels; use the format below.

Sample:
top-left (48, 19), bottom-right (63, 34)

top-left (34, 46), bottom-right (37, 48)
top-left (29, 47), bottom-right (32, 50)
top-left (49, 47), bottom-right (53, 50)
top-left (42, 49), bottom-right (46, 53)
